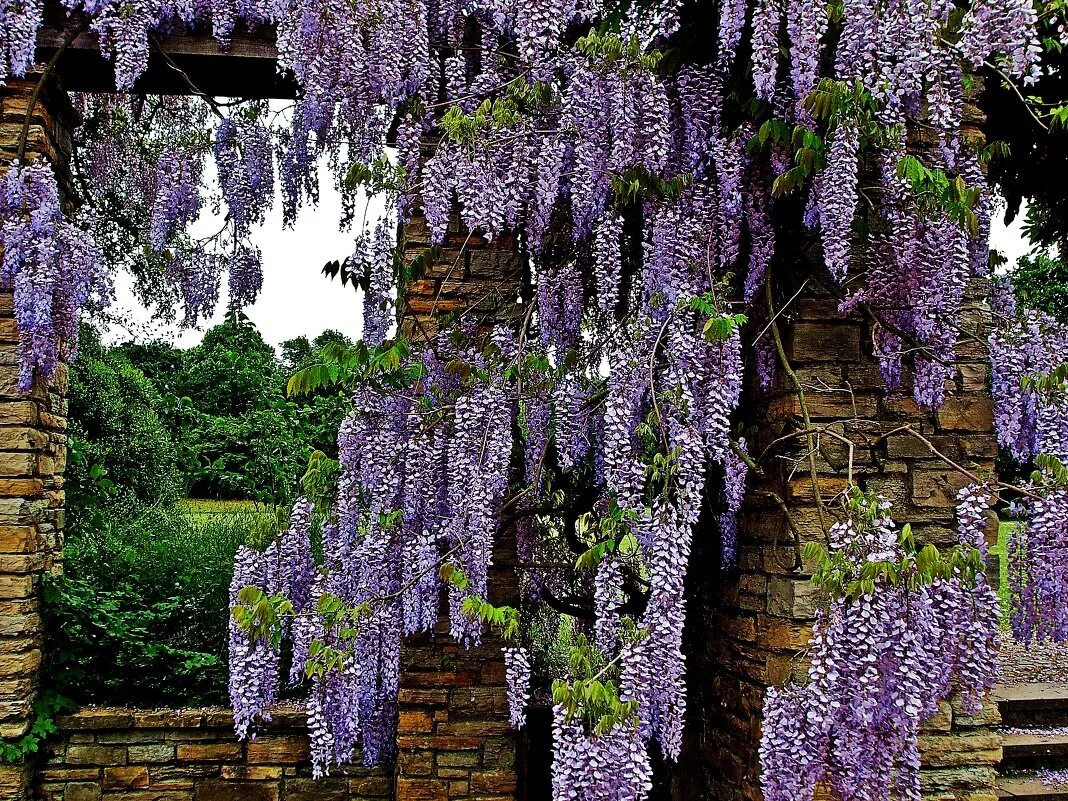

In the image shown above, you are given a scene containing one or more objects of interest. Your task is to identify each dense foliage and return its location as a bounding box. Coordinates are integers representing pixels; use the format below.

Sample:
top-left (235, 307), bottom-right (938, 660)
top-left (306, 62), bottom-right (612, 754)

top-left (47, 319), bottom-right (348, 707)
top-left (114, 316), bottom-right (349, 500)
top-left (44, 504), bottom-right (251, 706)
top-left (66, 324), bottom-right (183, 535)
top-left (1008, 254), bottom-right (1068, 323)
top-left (2, 1), bottom-right (1068, 800)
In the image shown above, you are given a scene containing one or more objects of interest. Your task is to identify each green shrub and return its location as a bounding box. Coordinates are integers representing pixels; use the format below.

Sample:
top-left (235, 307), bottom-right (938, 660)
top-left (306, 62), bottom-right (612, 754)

top-left (67, 325), bottom-right (184, 537)
top-left (44, 505), bottom-right (255, 707)
top-left (1010, 254), bottom-right (1068, 324)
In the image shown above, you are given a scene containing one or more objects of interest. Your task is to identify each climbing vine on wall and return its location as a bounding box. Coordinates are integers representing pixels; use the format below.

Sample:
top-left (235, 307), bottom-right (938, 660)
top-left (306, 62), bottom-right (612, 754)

top-left (2, 0), bottom-right (1067, 799)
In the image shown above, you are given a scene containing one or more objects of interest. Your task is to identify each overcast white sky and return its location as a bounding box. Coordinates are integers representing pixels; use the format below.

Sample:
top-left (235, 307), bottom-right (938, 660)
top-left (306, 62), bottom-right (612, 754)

top-left (103, 172), bottom-right (1034, 353)
top-left (103, 161), bottom-right (387, 350)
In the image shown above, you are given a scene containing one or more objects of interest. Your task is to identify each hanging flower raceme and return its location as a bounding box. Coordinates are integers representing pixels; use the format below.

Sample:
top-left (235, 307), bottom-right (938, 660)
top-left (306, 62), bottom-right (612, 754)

top-left (214, 117), bottom-right (275, 239)
top-left (0, 0), bottom-right (43, 83)
top-left (759, 488), bottom-right (999, 801)
top-left (0, 161), bottom-right (111, 391)
top-left (990, 285), bottom-right (1068, 463)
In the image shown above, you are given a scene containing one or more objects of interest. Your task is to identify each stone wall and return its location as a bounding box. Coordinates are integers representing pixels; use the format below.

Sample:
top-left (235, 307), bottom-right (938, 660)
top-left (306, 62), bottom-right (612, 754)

top-left (396, 623), bottom-right (521, 801)
top-left (35, 707), bottom-right (392, 801)
top-left (0, 74), bottom-right (76, 800)
top-left (683, 283), bottom-right (1002, 801)
top-left (30, 624), bottom-right (525, 801)
top-left (399, 212), bottom-right (526, 342)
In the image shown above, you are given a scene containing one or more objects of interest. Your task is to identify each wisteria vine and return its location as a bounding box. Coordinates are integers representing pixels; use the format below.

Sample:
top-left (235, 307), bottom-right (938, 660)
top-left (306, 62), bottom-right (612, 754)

top-left (0, 0), bottom-right (1059, 799)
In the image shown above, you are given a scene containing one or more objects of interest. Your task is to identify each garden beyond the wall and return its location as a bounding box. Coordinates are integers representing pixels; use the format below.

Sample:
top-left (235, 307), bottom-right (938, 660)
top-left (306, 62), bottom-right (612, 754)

top-left (44, 318), bottom-right (351, 711)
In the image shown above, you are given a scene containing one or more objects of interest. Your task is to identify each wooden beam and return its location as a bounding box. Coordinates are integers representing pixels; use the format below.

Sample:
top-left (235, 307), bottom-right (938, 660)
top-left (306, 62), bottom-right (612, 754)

top-left (34, 10), bottom-right (297, 99)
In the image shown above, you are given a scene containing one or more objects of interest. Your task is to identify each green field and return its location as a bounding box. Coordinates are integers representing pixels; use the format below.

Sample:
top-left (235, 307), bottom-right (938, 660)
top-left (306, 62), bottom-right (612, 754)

top-left (991, 520), bottom-right (1015, 625)
top-left (179, 498), bottom-right (274, 523)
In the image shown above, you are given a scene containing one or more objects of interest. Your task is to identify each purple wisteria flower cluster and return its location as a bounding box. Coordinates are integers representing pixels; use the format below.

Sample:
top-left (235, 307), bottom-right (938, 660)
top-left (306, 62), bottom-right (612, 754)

top-left (1, 0), bottom-right (1050, 797)
top-left (0, 161), bottom-right (111, 391)
top-left (229, 497), bottom-right (321, 740)
top-left (760, 487), bottom-right (1000, 801)
top-left (989, 281), bottom-right (1068, 645)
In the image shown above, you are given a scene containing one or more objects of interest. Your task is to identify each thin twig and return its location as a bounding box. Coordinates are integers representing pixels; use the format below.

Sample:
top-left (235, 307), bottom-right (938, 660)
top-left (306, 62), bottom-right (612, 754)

top-left (766, 280), bottom-right (830, 537)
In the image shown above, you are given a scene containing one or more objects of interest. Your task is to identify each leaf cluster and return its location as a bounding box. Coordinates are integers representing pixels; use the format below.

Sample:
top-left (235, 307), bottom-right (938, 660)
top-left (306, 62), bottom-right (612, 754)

top-left (575, 29), bottom-right (664, 71)
top-left (550, 634), bottom-right (640, 735)
top-left (896, 155), bottom-right (982, 234)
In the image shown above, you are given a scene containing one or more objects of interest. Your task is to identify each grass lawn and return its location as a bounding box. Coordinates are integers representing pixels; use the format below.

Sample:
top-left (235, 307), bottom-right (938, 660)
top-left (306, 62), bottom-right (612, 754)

top-left (179, 498), bottom-right (275, 526)
top-left (991, 520), bottom-right (1015, 626)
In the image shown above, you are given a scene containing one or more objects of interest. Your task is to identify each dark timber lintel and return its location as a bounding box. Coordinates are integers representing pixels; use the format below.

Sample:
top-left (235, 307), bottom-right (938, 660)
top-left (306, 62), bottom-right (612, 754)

top-left (34, 8), bottom-right (295, 99)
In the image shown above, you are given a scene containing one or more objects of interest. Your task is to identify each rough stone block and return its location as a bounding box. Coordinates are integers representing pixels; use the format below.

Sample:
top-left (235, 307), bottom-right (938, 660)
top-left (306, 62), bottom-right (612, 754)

top-left (65, 744), bottom-right (127, 766)
top-left (918, 733), bottom-right (1002, 768)
top-left (397, 689), bottom-right (449, 706)
top-left (131, 710), bottom-right (203, 729)
top-left (396, 778), bottom-right (449, 801)
top-left (935, 397), bottom-right (994, 433)
top-left (347, 774), bottom-right (392, 796)
top-left (449, 687), bottom-right (509, 716)
top-left (403, 671), bottom-right (479, 689)
top-left (789, 324), bottom-right (862, 363)
top-left (0, 427), bottom-right (48, 451)
top-left (103, 765), bottom-right (149, 789)
top-left (440, 719), bottom-right (512, 737)
top-left (284, 777), bottom-right (348, 801)
top-left (398, 750), bottom-right (434, 777)
top-left (0, 524), bottom-right (35, 553)
top-left (219, 765), bottom-right (281, 780)
top-left (127, 743), bottom-right (177, 763)
top-left (176, 743), bottom-right (243, 762)
top-left (64, 783), bottom-right (102, 801)
top-left (470, 770), bottom-right (517, 794)
top-left (436, 751), bottom-right (480, 769)
top-left (766, 578), bottom-right (821, 619)
top-left (59, 710), bottom-right (136, 731)
top-left (398, 710), bottom-right (433, 734)
top-left (193, 779), bottom-right (279, 801)
top-left (911, 468), bottom-right (972, 509)
top-left (0, 647), bottom-right (40, 676)
top-left (245, 736), bottom-right (308, 765)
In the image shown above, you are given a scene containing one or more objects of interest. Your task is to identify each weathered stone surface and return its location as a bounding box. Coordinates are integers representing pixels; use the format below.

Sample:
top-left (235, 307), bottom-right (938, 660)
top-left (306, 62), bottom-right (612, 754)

top-left (193, 779), bottom-right (279, 801)
top-left (176, 743), bottom-right (243, 762)
top-left (64, 783), bottom-right (102, 801)
top-left (65, 745), bottom-right (128, 766)
top-left (127, 744), bottom-right (177, 763)
top-left (396, 778), bottom-right (448, 801)
top-left (103, 766), bottom-right (149, 789)
top-left (58, 710), bottom-right (136, 730)
top-left (245, 736), bottom-right (308, 765)
top-left (285, 777), bottom-right (348, 801)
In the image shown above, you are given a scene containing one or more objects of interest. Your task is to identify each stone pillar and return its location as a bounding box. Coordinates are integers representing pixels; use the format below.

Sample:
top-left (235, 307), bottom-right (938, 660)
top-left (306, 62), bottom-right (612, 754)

top-left (396, 625), bottom-right (520, 801)
top-left (684, 280), bottom-right (1001, 801)
top-left (0, 74), bottom-right (75, 799)
top-left (399, 212), bottom-right (527, 342)
top-left (396, 210), bottom-right (525, 801)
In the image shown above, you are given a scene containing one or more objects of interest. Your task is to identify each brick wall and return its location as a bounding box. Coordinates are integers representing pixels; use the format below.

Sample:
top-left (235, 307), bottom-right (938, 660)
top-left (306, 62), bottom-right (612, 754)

top-left (35, 707), bottom-right (392, 801)
top-left (396, 623), bottom-right (521, 801)
top-left (0, 73), bottom-right (76, 801)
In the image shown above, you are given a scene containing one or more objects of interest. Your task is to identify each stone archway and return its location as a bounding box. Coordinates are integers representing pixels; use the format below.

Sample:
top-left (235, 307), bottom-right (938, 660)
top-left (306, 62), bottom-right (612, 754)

top-left (0, 18), bottom-right (1005, 801)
